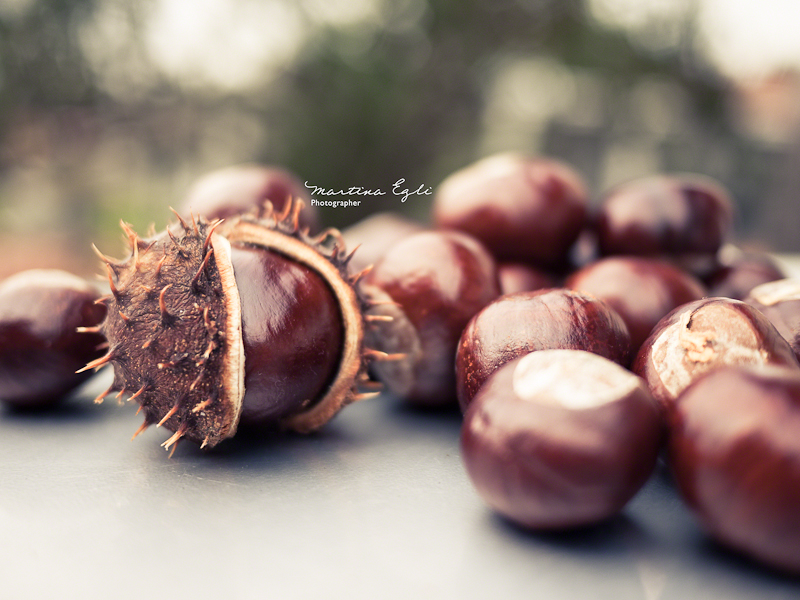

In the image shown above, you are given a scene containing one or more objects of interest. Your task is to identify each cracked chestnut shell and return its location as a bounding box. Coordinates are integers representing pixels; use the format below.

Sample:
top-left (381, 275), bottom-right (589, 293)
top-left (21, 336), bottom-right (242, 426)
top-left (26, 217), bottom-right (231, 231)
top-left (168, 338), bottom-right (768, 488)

top-left (363, 230), bottom-right (500, 408)
top-left (461, 349), bottom-right (662, 530)
top-left (633, 297), bottom-right (800, 415)
top-left (669, 365), bottom-right (800, 575)
top-left (0, 269), bottom-right (106, 409)
top-left (87, 202), bottom-right (373, 451)
top-left (566, 256), bottom-right (706, 353)
top-left (433, 153), bottom-right (588, 268)
top-left (456, 288), bottom-right (632, 412)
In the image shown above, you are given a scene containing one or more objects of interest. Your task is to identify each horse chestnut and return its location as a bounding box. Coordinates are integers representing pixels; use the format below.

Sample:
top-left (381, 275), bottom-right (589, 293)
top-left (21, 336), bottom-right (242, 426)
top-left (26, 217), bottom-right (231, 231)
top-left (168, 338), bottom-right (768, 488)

top-left (461, 349), bottom-right (662, 530)
top-left (566, 256), bottom-right (706, 352)
top-left (433, 153), bottom-right (588, 268)
top-left (178, 163), bottom-right (319, 233)
top-left (497, 263), bottom-right (555, 296)
top-left (633, 297), bottom-right (800, 415)
top-left (456, 288), bottom-right (632, 412)
top-left (669, 365), bottom-right (800, 575)
top-left (84, 202), bottom-right (376, 452)
top-left (363, 230), bottom-right (500, 408)
top-left (341, 211), bottom-right (425, 274)
top-left (0, 269), bottom-right (106, 409)
top-left (595, 174), bottom-right (733, 276)
top-left (744, 278), bottom-right (800, 361)
top-left (706, 251), bottom-right (785, 300)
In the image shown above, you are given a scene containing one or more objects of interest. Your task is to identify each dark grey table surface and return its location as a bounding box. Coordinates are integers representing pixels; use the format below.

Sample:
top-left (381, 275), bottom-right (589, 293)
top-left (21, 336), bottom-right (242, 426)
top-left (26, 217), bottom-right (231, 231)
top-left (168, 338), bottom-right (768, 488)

top-left (2, 258), bottom-right (800, 600)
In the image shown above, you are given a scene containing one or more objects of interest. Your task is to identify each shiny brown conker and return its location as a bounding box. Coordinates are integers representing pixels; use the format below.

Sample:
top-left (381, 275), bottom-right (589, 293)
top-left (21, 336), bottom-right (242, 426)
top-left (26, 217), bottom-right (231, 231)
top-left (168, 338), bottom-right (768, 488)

top-left (341, 211), bottom-right (425, 274)
top-left (566, 256), bottom-right (706, 353)
top-left (744, 278), bottom-right (800, 361)
top-left (595, 174), bottom-right (733, 272)
top-left (461, 349), bottom-right (663, 530)
top-left (669, 365), bottom-right (800, 575)
top-left (497, 262), bottom-right (555, 296)
top-left (706, 250), bottom-right (786, 300)
top-left (456, 288), bottom-right (632, 412)
top-left (433, 153), bottom-right (588, 269)
top-left (0, 269), bottom-right (106, 409)
top-left (633, 297), bottom-right (800, 415)
top-left (226, 243), bottom-right (343, 426)
top-left (179, 163), bottom-right (319, 233)
top-left (364, 230), bottom-right (500, 408)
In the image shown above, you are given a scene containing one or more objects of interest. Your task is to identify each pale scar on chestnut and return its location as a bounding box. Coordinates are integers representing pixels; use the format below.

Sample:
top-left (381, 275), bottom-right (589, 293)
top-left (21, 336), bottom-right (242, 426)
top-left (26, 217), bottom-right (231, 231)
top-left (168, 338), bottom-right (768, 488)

top-left (80, 200), bottom-right (403, 454)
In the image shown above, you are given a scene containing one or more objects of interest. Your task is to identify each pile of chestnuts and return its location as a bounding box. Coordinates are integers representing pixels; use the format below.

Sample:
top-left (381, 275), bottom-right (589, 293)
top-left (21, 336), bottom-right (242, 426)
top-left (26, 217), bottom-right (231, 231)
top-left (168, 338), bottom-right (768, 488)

top-left (2, 155), bottom-right (800, 577)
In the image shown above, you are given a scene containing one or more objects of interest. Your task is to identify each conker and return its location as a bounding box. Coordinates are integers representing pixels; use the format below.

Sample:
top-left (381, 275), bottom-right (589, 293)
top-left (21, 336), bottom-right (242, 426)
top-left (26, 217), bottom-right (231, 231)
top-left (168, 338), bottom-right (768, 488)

top-left (178, 163), bottom-right (319, 233)
top-left (744, 278), bottom-right (800, 360)
top-left (85, 202), bottom-right (375, 451)
top-left (433, 153), bottom-right (588, 269)
top-left (0, 269), bottom-right (106, 409)
top-left (461, 349), bottom-right (662, 530)
top-left (669, 365), bottom-right (800, 575)
top-left (497, 263), bottom-right (555, 296)
top-left (363, 230), bottom-right (500, 408)
top-left (633, 297), bottom-right (800, 415)
top-left (456, 288), bottom-right (632, 412)
top-left (341, 211), bottom-right (425, 274)
top-left (706, 250), bottom-right (786, 300)
top-left (566, 256), bottom-right (706, 352)
top-left (595, 174), bottom-right (733, 275)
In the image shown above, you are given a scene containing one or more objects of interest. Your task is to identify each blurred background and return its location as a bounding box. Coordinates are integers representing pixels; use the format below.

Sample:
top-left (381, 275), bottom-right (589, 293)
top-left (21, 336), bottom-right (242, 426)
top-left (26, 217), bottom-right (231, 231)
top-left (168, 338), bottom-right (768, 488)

top-left (2, 0), bottom-right (800, 277)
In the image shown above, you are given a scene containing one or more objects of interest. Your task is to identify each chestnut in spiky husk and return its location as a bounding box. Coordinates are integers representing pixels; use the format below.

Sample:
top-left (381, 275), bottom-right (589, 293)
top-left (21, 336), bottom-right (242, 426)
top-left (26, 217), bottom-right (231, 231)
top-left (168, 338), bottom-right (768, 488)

top-left (86, 202), bottom-right (376, 452)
